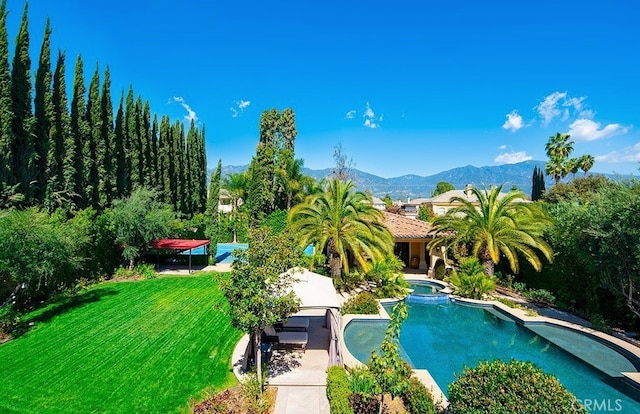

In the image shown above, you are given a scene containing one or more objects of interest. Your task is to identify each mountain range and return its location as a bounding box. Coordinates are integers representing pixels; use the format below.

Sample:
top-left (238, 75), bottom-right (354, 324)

top-left (221, 160), bottom-right (559, 199)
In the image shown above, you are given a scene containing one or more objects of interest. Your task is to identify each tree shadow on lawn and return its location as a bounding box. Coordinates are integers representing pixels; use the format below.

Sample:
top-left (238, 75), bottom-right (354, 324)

top-left (12, 288), bottom-right (119, 338)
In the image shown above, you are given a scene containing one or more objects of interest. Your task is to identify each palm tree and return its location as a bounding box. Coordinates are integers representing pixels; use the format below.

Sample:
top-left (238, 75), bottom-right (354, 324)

top-left (222, 172), bottom-right (249, 243)
top-left (275, 157), bottom-right (316, 210)
top-left (545, 133), bottom-right (574, 184)
top-left (579, 154), bottom-right (595, 176)
top-left (567, 158), bottom-right (580, 180)
top-left (427, 185), bottom-right (554, 276)
top-left (288, 179), bottom-right (394, 279)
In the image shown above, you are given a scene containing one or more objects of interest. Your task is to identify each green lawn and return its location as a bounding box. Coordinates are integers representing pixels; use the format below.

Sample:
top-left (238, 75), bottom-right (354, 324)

top-left (0, 273), bottom-right (241, 413)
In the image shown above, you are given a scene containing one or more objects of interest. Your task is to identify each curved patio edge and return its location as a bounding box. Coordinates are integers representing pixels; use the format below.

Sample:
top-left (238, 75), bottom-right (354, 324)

top-left (231, 334), bottom-right (250, 382)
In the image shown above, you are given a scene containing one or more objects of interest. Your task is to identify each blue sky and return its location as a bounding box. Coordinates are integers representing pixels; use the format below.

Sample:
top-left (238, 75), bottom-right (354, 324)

top-left (11, 0), bottom-right (640, 177)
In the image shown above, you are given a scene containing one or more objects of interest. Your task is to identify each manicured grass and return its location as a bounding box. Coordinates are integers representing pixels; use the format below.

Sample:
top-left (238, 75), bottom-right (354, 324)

top-left (0, 273), bottom-right (241, 413)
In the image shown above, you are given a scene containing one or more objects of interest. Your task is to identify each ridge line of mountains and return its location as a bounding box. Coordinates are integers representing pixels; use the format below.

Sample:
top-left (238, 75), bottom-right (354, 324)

top-left (220, 160), bottom-right (626, 200)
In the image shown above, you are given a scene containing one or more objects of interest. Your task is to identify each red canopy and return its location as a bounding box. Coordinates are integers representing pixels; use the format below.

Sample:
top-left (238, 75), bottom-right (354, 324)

top-left (151, 239), bottom-right (210, 250)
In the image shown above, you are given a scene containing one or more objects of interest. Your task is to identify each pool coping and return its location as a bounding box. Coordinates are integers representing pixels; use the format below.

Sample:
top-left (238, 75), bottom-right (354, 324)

top-left (341, 277), bottom-right (640, 407)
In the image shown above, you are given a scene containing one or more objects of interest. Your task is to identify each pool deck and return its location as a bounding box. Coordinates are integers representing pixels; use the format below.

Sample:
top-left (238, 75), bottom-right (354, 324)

top-left (340, 275), bottom-right (640, 407)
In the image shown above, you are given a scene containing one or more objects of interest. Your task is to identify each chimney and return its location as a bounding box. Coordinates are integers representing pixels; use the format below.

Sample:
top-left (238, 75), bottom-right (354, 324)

top-left (465, 184), bottom-right (473, 197)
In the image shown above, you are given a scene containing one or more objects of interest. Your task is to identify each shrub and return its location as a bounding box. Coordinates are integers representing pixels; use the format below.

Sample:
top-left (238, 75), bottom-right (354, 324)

top-left (341, 292), bottom-right (379, 315)
top-left (349, 366), bottom-right (379, 397)
top-left (513, 282), bottom-right (527, 293)
top-left (326, 366), bottom-right (354, 414)
top-left (113, 264), bottom-right (157, 280)
top-left (365, 255), bottom-right (408, 299)
top-left (447, 359), bottom-right (587, 413)
top-left (241, 372), bottom-right (270, 414)
top-left (402, 377), bottom-right (437, 414)
top-left (348, 392), bottom-right (380, 414)
top-left (447, 257), bottom-right (496, 299)
top-left (523, 288), bottom-right (556, 306)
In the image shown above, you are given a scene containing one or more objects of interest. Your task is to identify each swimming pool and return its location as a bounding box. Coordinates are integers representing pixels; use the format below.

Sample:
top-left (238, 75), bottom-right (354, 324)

top-left (408, 281), bottom-right (443, 295)
top-left (344, 301), bottom-right (640, 411)
top-left (179, 243), bottom-right (315, 264)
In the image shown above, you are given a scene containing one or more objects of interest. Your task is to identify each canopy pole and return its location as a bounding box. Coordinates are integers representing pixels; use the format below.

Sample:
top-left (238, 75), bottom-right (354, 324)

top-left (189, 248), bottom-right (192, 274)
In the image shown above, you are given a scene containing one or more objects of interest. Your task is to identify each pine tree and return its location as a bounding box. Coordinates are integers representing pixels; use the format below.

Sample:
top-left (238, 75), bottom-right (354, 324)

top-left (33, 18), bottom-right (53, 205)
top-left (46, 51), bottom-right (70, 211)
top-left (69, 54), bottom-right (89, 209)
top-left (10, 3), bottom-right (35, 204)
top-left (0, 0), bottom-right (16, 206)
top-left (85, 64), bottom-right (101, 209)
top-left (99, 66), bottom-right (114, 205)
top-left (113, 93), bottom-right (127, 198)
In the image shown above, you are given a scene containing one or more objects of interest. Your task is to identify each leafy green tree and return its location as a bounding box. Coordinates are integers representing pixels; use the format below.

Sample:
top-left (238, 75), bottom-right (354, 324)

top-left (369, 301), bottom-right (411, 413)
top-left (428, 185), bottom-right (553, 276)
top-left (10, 3), bottom-right (35, 204)
top-left (381, 195), bottom-right (393, 208)
top-left (99, 66), bottom-right (114, 206)
top-left (0, 0), bottom-right (15, 206)
top-left (33, 18), bottom-right (53, 205)
top-left (45, 51), bottom-right (70, 211)
top-left (69, 54), bottom-right (89, 209)
top-left (0, 208), bottom-right (91, 308)
top-left (220, 227), bottom-right (304, 389)
top-left (447, 257), bottom-right (496, 299)
top-left (431, 181), bottom-right (455, 197)
top-left (417, 205), bottom-right (433, 222)
top-left (288, 179), bottom-right (394, 279)
top-left (545, 132), bottom-right (574, 185)
top-left (543, 175), bottom-right (611, 205)
top-left (110, 188), bottom-right (176, 269)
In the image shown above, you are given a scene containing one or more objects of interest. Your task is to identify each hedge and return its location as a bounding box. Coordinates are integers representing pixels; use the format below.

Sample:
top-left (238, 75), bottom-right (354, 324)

top-left (326, 366), bottom-right (354, 414)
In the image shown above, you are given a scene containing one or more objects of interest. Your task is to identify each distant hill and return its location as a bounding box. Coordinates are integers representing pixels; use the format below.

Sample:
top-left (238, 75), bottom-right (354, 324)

top-left (219, 160), bottom-right (599, 200)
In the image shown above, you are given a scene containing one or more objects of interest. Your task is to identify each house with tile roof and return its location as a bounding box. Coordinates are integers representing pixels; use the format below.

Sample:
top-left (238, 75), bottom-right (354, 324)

top-left (381, 211), bottom-right (446, 276)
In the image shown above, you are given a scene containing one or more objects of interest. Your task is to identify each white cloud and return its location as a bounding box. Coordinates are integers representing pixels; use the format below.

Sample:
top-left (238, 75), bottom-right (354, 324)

top-left (502, 110), bottom-right (524, 132)
top-left (169, 96), bottom-right (198, 122)
top-left (363, 102), bottom-right (381, 129)
top-left (494, 151), bottom-right (532, 164)
top-left (230, 99), bottom-right (251, 118)
top-left (498, 144), bottom-right (507, 150)
top-left (535, 91), bottom-right (590, 126)
top-left (567, 118), bottom-right (629, 141)
top-left (345, 110), bottom-right (356, 119)
top-left (595, 142), bottom-right (640, 163)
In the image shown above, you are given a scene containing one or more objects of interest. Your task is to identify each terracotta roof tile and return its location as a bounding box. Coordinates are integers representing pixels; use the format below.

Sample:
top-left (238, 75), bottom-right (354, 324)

top-left (382, 211), bottom-right (435, 239)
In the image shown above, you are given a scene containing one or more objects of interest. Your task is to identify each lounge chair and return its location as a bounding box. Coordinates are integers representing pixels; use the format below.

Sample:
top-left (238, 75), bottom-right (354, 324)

top-left (275, 317), bottom-right (310, 332)
top-left (263, 325), bottom-right (308, 352)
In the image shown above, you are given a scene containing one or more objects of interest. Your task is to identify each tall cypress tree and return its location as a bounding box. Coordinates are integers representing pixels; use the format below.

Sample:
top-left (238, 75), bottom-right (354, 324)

top-left (0, 0), bottom-right (15, 205)
top-left (48, 51), bottom-right (70, 211)
top-left (159, 115), bottom-right (173, 205)
top-left (113, 93), bottom-right (127, 198)
top-left (85, 64), bottom-right (101, 209)
top-left (134, 95), bottom-right (144, 189)
top-left (150, 114), bottom-right (159, 190)
top-left (10, 3), bottom-right (35, 204)
top-left (185, 119), bottom-right (198, 215)
top-left (69, 54), bottom-right (89, 209)
top-left (142, 100), bottom-right (152, 187)
top-left (197, 125), bottom-right (207, 213)
top-left (174, 120), bottom-right (186, 214)
top-left (206, 159), bottom-right (222, 261)
top-left (33, 18), bottom-right (53, 205)
top-left (99, 66), bottom-right (114, 205)
top-left (531, 166), bottom-right (546, 201)
top-left (123, 86), bottom-right (135, 192)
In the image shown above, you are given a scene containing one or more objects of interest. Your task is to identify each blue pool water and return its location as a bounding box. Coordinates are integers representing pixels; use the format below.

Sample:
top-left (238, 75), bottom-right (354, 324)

top-left (179, 243), bottom-right (314, 264)
top-left (344, 301), bottom-right (640, 411)
top-left (409, 281), bottom-right (443, 295)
